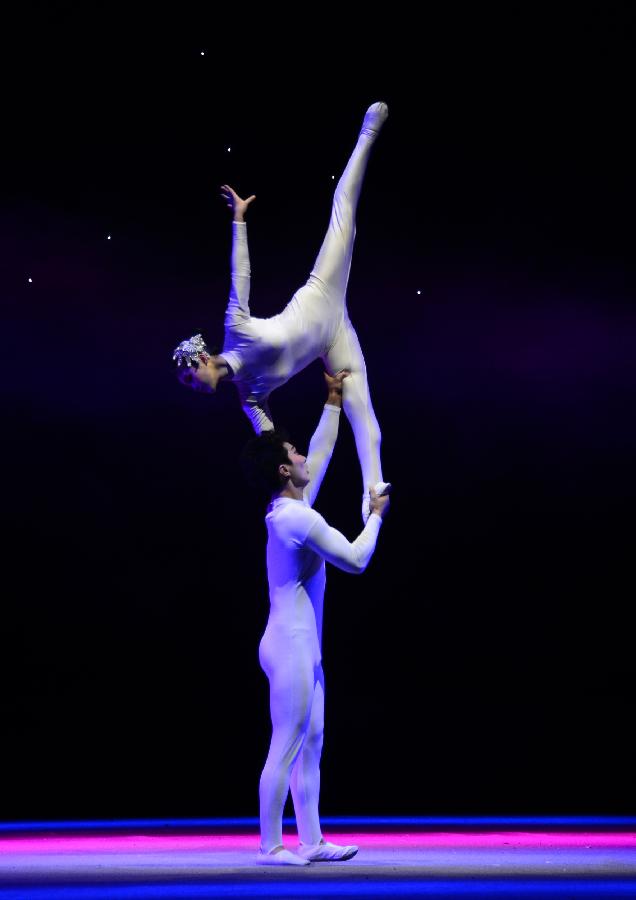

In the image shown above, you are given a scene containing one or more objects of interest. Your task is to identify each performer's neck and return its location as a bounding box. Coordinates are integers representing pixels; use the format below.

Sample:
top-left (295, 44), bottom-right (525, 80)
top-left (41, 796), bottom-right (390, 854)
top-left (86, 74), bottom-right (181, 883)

top-left (274, 483), bottom-right (305, 502)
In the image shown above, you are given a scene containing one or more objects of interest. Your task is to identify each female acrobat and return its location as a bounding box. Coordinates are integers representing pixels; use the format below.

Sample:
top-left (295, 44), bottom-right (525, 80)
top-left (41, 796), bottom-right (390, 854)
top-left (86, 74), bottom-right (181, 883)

top-left (174, 102), bottom-right (391, 520)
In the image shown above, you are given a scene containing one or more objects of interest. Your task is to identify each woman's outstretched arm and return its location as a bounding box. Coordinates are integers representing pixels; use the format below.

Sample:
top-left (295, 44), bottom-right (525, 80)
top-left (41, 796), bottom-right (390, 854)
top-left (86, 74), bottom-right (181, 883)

top-left (221, 184), bottom-right (256, 326)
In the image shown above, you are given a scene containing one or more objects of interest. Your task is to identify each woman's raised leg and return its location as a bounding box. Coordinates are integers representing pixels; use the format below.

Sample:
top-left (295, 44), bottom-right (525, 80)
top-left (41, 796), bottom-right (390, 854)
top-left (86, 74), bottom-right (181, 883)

top-left (292, 103), bottom-right (389, 338)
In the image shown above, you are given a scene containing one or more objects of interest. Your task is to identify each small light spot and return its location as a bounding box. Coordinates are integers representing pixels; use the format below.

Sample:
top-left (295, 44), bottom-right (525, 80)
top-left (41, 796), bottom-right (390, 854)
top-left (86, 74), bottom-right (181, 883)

top-left (107, 234), bottom-right (111, 240)
top-left (200, 51), bottom-right (205, 56)
top-left (28, 277), bottom-right (33, 283)
top-left (227, 147), bottom-right (231, 153)
top-left (331, 175), bottom-right (335, 180)
top-left (417, 290), bottom-right (421, 295)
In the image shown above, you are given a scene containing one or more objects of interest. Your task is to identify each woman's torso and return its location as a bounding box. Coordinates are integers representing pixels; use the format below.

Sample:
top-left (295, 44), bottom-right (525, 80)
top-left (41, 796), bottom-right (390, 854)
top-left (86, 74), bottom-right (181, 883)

top-left (223, 289), bottom-right (342, 400)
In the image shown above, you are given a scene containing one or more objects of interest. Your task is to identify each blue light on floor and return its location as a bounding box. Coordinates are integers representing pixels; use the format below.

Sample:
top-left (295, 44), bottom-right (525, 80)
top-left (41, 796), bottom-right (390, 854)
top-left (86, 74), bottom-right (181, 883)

top-left (2, 816), bottom-right (636, 833)
top-left (1, 878), bottom-right (636, 899)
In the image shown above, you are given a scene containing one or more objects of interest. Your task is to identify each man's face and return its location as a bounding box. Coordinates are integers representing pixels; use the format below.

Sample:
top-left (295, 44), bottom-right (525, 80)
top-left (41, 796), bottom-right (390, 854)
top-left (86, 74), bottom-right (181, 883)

top-left (282, 441), bottom-right (310, 487)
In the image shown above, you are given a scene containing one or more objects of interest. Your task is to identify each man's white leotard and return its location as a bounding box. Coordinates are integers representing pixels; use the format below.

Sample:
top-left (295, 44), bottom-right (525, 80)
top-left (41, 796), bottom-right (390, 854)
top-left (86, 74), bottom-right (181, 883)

top-left (258, 403), bottom-right (383, 852)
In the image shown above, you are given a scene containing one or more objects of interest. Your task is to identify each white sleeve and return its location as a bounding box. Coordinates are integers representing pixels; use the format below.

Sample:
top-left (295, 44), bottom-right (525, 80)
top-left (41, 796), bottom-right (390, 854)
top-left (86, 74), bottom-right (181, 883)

top-left (238, 387), bottom-right (275, 434)
top-left (224, 221), bottom-right (251, 325)
top-left (303, 404), bottom-right (341, 508)
top-left (304, 512), bottom-right (382, 574)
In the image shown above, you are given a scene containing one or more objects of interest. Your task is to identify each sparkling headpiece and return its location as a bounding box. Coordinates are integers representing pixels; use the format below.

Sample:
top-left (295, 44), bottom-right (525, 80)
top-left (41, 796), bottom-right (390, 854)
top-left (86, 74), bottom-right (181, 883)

top-left (172, 333), bottom-right (209, 368)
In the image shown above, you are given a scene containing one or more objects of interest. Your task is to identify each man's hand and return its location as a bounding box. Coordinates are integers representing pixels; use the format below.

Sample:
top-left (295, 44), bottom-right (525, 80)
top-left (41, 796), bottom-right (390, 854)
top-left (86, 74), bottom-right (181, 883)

top-left (369, 486), bottom-right (390, 519)
top-left (324, 369), bottom-right (349, 407)
top-left (220, 184), bottom-right (256, 222)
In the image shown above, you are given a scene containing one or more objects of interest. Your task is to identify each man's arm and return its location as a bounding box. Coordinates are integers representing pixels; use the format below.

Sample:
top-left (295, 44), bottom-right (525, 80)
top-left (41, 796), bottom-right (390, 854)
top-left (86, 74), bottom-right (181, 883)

top-left (221, 185), bottom-right (255, 326)
top-left (303, 371), bottom-right (348, 508)
top-left (304, 489), bottom-right (389, 573)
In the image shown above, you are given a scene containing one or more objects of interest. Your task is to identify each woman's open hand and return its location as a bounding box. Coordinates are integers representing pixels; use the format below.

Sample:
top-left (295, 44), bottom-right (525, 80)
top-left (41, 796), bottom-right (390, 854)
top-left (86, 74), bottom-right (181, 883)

top-left (220, 184), bottom-right (256, 222)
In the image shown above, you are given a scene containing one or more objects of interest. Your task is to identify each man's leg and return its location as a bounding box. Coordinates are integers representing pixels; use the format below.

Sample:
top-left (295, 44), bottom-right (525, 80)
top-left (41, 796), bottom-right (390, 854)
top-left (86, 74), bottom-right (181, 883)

top-left (290, 671), bottom-right (325, 846)
top-left (259, 653), bottom-right (315, 857)
top-left (290, 672), bottom-right (359, 862)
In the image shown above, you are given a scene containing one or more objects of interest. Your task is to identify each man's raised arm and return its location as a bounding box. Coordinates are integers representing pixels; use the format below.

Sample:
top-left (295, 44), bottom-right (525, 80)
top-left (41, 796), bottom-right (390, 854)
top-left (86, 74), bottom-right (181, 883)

top-left (303, 371), bottom-right (348, 508)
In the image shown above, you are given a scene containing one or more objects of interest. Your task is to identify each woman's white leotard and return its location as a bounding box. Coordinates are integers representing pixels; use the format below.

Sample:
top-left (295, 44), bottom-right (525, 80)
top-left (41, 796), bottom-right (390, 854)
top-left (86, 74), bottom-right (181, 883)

top-left (221, 114), bottom-right (386, 494)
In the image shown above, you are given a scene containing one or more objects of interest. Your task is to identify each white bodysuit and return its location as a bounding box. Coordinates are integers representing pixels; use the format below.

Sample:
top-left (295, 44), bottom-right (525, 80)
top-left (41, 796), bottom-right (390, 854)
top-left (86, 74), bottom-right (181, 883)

top-left (221, 107), bottom-right (386, 495)
top-left (258, 403), bottom-right (383, 852)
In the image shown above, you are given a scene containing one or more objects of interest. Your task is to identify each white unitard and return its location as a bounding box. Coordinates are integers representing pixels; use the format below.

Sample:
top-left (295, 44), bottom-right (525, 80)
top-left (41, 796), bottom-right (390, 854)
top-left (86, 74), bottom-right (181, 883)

top-left (258, 403), bottom-right (383, 851)
top-left (221, 106), bottom-right (387, 494)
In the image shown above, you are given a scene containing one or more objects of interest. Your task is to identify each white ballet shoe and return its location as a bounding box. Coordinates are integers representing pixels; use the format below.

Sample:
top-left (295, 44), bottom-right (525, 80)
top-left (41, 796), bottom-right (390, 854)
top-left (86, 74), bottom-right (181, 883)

top-left (362, 480), bottom-right (392, 524)
top-left (360, 101), bottom-right (389, 137)
top-left (374, 480), bottom-right (392, 497)
top-left (297, 839), bottom-right (359, 861)
top-left (256, 845), bottom-right (310, 866)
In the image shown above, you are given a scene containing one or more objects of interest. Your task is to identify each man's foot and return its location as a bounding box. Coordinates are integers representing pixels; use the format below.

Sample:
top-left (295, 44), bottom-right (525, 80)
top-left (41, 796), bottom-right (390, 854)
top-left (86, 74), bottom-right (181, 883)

top-left (256, 845), bottom-right (310, 866)
top-left (362, 481), bottom-right (392, 524)
top-left (360, 101), bottom-right (389, 138)
top-left (297, 839), bottom-right (359, 862)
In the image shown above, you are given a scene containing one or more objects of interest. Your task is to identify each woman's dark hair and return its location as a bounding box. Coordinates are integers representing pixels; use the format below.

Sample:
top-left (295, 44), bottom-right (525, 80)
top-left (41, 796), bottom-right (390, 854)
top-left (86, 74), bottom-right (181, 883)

top-left (240, 428), bottom-right (292, 494)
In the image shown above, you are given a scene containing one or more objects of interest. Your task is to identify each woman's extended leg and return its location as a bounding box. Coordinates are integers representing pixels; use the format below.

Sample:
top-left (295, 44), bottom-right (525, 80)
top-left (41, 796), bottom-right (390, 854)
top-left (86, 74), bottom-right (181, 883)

top-left (308, 102), bottom-right (388, 303)
top-left (304, 104), bottom-right (389, 515)
top-left (290, 103), bottom-right (389, 340)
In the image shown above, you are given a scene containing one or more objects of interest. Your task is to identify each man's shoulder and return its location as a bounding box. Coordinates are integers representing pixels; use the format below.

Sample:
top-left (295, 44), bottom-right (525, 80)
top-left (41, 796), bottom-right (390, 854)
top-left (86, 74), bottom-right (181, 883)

top-left (268, 501), bottom-right (323, 541)
top-left (269, 500), bottom-right (320, 523)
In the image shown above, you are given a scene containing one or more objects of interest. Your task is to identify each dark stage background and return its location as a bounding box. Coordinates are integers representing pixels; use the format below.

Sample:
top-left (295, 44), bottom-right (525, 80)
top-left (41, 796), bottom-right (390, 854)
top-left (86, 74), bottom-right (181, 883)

top-left (3, 5), bottom-right (635, 820)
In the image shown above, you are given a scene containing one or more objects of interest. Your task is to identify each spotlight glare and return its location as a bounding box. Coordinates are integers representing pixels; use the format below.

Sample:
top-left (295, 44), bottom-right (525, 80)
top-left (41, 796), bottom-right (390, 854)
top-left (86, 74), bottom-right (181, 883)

top-left (107, 234), bottom-right (111, 240)
top-left (227, 147), bottom-right (231, 152)
top-left (28, 277), bottom-right (32, 283)
top-left (417, 290), bottom-right (421, 295)
top-left (200, 51), bottom-right (205, 56)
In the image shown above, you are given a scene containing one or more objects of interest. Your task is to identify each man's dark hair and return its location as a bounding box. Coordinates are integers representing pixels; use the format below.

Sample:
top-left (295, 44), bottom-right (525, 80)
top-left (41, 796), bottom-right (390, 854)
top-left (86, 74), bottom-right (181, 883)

top-left (240, 428), bottom-right (293, 494)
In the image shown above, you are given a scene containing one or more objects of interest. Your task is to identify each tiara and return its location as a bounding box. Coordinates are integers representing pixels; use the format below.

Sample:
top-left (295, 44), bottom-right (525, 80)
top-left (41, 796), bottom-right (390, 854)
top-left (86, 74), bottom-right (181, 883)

top-left (172, 333), bottom-right (209, 368)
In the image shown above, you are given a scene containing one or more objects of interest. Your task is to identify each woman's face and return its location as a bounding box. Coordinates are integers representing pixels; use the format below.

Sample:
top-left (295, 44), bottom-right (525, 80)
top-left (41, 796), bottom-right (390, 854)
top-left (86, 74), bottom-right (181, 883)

top-left (178, 355), bottom-right (214, 392)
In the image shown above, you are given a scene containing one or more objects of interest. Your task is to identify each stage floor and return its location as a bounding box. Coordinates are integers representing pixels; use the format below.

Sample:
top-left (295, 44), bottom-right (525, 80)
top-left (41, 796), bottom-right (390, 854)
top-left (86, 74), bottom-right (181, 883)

top-left (1, 829), bottom-right (636, 897)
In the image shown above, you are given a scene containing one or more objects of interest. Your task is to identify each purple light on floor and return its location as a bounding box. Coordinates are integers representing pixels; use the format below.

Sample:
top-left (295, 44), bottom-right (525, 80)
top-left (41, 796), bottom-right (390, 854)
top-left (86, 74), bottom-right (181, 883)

top-left (1, 831), bottom-right (635, 855)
